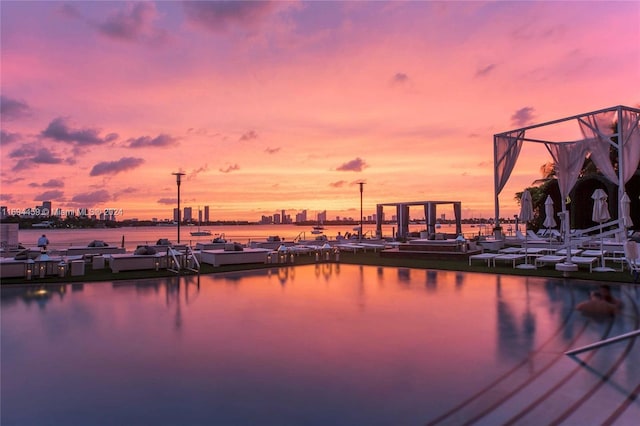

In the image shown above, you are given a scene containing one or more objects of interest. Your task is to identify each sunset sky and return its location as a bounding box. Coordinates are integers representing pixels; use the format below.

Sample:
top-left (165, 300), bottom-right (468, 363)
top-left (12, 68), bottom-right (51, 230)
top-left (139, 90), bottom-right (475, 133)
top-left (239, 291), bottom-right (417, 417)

top-left (1, 1), bottom-right (639, 222)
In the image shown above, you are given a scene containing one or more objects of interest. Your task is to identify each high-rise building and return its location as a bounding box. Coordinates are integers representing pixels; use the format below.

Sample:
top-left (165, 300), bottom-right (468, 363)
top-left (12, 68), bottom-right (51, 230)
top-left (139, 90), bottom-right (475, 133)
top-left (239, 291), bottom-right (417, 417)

top-left (41, 201), bottom-right (52, 216)
top-left (317, 210), bottom-right (327, 223)
top-left (295, 209), bottom-right (308, 223)
top-left (274, 213), bottom-right (281, 224)
top-left (173, 208), bottom-right (180, 222)
top-left (184, 207), bottom-right (193, 222)
top-left (204, 206), bottom-right (210, 223)
top-left (260, 215), bottom-right (273, 224)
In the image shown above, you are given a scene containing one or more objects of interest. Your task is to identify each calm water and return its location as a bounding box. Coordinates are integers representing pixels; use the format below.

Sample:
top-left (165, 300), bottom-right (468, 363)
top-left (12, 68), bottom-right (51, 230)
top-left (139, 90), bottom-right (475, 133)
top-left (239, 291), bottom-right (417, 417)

top-left (2, 265), bottom-right (639, 425)
top-left (16, 223), bottom-right (496, 252)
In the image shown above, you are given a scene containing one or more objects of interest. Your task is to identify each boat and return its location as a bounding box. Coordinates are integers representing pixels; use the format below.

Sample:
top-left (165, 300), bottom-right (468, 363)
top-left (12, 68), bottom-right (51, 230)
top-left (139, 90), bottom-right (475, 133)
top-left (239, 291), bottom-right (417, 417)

top-left (311, 225), bottom-right (325, 235)
top-left (190, 208), bottom-right (212, 236)
top-left (32, 221), bottom-right (53, 229)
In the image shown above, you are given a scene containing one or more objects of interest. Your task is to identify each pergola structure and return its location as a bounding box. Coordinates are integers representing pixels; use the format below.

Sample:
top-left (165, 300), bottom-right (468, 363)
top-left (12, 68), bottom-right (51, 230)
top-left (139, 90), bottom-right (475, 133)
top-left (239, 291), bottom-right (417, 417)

top-left (375, 201), bottom-right (462, 240)
top-left (494, 105), bottom-right (640, 242)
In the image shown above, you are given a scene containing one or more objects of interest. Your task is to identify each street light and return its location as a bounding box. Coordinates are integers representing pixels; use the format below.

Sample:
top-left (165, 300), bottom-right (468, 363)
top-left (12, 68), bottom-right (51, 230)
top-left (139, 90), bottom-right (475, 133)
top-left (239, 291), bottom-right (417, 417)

top-left (358, 182), bottom-right (365, 241)
top-left (172, 172), bottom-right (185, 243)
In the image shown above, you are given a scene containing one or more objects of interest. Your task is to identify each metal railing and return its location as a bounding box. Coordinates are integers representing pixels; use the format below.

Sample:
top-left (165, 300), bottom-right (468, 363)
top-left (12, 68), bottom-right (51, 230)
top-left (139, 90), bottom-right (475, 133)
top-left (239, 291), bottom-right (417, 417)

top-left (565, 329), bottom-right (640, 356)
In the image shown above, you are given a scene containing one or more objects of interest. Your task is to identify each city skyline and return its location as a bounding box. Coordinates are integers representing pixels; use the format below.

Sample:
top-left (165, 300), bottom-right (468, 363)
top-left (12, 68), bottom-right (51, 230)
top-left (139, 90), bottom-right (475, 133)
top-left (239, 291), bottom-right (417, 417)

top-left (1, 1), bottom-right (638, 221)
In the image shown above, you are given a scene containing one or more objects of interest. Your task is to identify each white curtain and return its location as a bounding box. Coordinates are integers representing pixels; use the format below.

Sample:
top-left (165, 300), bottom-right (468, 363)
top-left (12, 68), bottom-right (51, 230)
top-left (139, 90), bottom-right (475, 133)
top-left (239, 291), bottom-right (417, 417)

top-left (621, 110), bottom-right (640, 183)
top-left (578, 113), bottom-right (618, 184)
top-left (545, 141), bottom-right (588, 203)
top-left (495, 130), bottom-right (524, 195)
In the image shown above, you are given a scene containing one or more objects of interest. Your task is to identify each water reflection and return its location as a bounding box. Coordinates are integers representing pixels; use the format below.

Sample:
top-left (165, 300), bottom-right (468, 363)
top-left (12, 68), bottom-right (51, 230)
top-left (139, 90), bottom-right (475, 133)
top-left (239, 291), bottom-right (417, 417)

top-left (111, 275), bottom-right (201, 330)
top-left (2, 266), bottom-right (638, 426)
top-left (495, 275), bottom-right (537, 361)
top-left (0, 284), bottom-right (70, 309)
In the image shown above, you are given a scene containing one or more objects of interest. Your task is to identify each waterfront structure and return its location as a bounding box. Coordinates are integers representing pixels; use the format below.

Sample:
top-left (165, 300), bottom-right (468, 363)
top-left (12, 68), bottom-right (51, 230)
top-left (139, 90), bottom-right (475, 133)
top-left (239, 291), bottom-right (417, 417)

top-left (375, 201), bottom-right (462, 240)
top-left (493, 105), bottom-right (640, 239)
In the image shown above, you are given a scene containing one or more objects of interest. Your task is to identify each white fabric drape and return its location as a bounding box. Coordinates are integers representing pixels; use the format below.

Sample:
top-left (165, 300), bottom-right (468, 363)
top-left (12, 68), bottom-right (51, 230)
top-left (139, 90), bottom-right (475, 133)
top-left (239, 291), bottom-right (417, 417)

top-left (545, 141), bottom-right (588, 204)
top-left (578, 114), bottom-right (618, 184)
top-left (495, 131), bottom-right (524, 195)
top-left (621, 110), bottom-right (640, 183)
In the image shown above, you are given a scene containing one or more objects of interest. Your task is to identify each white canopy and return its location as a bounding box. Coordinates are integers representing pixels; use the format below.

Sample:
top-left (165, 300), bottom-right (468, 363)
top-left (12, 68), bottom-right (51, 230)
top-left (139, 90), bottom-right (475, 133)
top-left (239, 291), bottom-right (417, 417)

top-left (494, 105), bottom-right (640, 238)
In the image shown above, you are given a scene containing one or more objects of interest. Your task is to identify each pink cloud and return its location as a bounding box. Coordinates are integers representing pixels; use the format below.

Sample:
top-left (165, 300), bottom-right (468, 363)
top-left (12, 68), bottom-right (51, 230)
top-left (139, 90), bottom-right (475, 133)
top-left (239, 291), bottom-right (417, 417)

top-left (0, 95), bottom-right (32, 120)
top-left (219, 164), bottom-right (240, 173)
top-left (128, 134), bottom-right (178, 148)
top-left (336, 158), bottom-right (368, 172)
top-left (183, 1), bottom-right (278, 33)
top-left (90, 157), bottom-right (144, 176)
top-left (41, 117), bottom-right (118, 146)
top-left (511, 107), bottom-right (537, 127)
top-left (97, 1), bottom-right (168, 45)
top-left (70, 190), bottom-right (111, 205)
top-left (34, 190), bottom-right (64, 201)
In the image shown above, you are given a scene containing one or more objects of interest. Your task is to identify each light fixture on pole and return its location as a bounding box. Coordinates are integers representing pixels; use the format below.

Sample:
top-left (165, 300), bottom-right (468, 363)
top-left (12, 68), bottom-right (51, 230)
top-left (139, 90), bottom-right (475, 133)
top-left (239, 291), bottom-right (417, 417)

top-left (172, 172), bottom-right (185, 243)
top-left (358, 181), bottom-right (365, 241)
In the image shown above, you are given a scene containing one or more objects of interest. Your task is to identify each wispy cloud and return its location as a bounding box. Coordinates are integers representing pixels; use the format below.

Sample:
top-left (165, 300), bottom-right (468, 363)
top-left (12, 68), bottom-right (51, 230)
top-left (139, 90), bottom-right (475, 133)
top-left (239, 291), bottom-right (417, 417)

top-left (510, 107), bottom-right (536, 127)
top-left (42, 179), bottom-right (65, 188)
top-left (186, 164), bottom-right (209, 180)
top-left (239, 130), bottom-right (258, 142)
top-left (0, 96), bottom-right (32, 121)
top-left (183, 1), bottom-right (278, 33)
top-left (157, 198), bottom-right (177, 205)
top-left (329, 180), bottom-right (347, 188)
top-left (1, 130), bottom-right (23, 145)
top-left (392, 72), bottom-right (409, 84)
top-left (10, 145), bottom-right (64, 171)
top-left (70, 190), bottom-right (111, 204)
top-left (8, 143), bottom-right (37, 159)
top-left (33, 149), bottom-right (64, 164)
top-left (96, 1), bottom-right (168, 45)
top-left (475, 64), bottom-right (496, 78)
top-left (34, 190), bottom-right (64, 201)
top-left (29, 179), bottom-right (64, 188)
top-left (90, 157), bottom-right (144, 176)
top-left (219, 164), bottom-right (240, 173)
top-left (41, 117), bottom-right (118, 146)
top-left (57, 3), bottom-right (81, 19)
top-left (264, 146), bottom-right (280, 154)
top-left (2, 177), bottom-right (24, 185)
top-left (336, 157), bottom-right (368, 172)
top-left (128, 134), bottom-right (178, 148)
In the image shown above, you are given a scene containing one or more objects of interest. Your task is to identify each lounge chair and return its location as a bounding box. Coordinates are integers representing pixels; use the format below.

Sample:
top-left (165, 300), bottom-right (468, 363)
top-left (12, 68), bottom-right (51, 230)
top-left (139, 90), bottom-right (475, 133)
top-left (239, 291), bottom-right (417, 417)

top-left (534, 255), bottom-right (566, 268)
top-left (493, 253), bottom-right (526, 268)
top-left (570, 256), bottom-right (599, 272)
top-left (468, 252), bottom-right (499, 266)
top-left (624, 240), bottom-right (640, 282)
top-left (527, 230), bottom-right (546, 241)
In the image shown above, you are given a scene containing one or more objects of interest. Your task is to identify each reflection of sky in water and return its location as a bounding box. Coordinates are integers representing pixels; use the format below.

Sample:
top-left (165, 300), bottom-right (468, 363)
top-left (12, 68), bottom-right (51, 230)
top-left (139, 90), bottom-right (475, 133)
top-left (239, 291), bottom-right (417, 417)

top-left (2, 266), bottom-right (639, 425)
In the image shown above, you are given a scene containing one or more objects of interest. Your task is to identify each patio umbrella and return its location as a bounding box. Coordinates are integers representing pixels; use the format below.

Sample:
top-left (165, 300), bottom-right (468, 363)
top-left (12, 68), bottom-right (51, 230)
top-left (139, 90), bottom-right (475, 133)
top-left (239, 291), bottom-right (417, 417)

top-left (517, 190), bottom-right (535, 269)
top-left (543, 195), bottom-right (557, 246)
top-left (591, 188), bottom-right (614, 272)
top-left (621, 192), bottom-right (633, 229)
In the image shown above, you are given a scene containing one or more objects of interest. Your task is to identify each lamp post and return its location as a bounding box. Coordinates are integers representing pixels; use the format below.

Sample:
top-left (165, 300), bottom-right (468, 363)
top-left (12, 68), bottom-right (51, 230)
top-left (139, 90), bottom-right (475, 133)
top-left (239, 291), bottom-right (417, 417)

top-left (358, 182), bottom-right (365, 241)
top-left (172, 172), bottom-right (185, 243)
